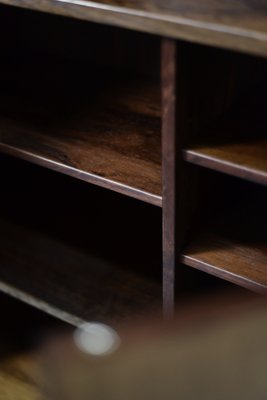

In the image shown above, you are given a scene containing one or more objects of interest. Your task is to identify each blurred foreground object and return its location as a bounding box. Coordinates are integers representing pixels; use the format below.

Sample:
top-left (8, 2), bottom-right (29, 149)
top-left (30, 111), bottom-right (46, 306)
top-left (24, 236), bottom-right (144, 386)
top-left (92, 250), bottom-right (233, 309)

top-left (41, 296), bottom-right (267, 400)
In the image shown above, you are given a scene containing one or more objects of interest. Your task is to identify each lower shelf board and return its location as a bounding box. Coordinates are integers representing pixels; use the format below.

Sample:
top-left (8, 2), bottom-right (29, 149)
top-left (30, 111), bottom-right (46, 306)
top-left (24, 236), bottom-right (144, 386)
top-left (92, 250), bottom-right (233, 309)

top-left (183, 84), bottom-right (267, 185)
top-left (0, 218), bottom-right (161, 326)
top-left (184, 138), bottom-right (267, 186)
top-left (181, 232), bottom-right (267, 294)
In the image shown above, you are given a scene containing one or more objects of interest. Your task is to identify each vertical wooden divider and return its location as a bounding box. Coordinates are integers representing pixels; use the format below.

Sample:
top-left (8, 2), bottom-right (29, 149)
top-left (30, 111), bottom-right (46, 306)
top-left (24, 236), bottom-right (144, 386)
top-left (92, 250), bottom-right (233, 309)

top-left (161, 39), bottom-right (245, 316)
top-left (161, 38), bottom-right (196, 317)
top-left (161, 38), bottom-right (177, 318)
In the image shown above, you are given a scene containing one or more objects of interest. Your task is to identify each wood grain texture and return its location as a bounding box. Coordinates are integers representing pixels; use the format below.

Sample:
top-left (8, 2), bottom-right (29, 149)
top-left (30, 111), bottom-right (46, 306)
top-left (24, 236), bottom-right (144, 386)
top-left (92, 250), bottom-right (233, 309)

top-left (161, 38), bottom-right (177, 318)
top-left (0, 58), bottom-right (161, 206)
top-left (181, 178), bottom-right (267, 294)
top-left (0, 216), bottom-right (161, 325)
top-left (182, 232), bottom-right (267, 294)
top-left (0, 217), bottom-right (161, 325)
top-left (184, 81), bottom-right (267, 185)
top-left (184, 138), bottom-right (267, 185)
top-left (1, 0), bottom-right (267, 56)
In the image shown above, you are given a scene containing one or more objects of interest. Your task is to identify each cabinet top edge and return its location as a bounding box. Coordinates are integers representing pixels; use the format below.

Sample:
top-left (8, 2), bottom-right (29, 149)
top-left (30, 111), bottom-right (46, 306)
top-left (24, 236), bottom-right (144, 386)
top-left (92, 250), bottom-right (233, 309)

top-left (1, 0), bottom-right (267, 57)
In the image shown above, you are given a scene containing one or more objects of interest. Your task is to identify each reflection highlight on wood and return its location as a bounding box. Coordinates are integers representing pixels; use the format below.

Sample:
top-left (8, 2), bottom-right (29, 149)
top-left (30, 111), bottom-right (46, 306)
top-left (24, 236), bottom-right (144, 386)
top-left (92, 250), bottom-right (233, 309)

top-left (182, 231), bottom-right (267, 293)
top-left (181, 186), bottom-right (267, 294)
top-left (184, 85), bottom-right (267, 185)
top-left (0, 59), bottom-right (162, 206)
top-left (184, 138), bottom-right (267, 186)
top-left (0, 0), bottom-right (267, 56)
top-left (0, 218), bottom-right (161, 326)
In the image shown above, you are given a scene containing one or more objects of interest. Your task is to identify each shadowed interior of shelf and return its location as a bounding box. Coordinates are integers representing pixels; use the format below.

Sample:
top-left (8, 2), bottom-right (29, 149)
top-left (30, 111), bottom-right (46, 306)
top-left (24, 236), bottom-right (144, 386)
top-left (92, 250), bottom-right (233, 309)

top-left (184, 77), bottom-right (267, 185)
top-left (0, 59), bottom-right (161, 205)
top-left (181, 171), bottom-right (267, 293)
top-left (0, 0), bottom-right (267, 57)
top-left (0, 155), bottom-right (162, 325)
top-left (0, 7), bottom-right (162, 206)
top-left (0, 2), bottom-right (266, 318)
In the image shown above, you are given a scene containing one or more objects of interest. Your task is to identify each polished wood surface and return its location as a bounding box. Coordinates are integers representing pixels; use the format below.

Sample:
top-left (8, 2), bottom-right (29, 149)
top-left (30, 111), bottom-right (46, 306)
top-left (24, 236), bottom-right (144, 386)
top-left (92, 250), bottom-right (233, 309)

top-left (181, 175), bottom-right (267, 293)
top-left (184, 84), bottom-right (267, 185)
top-left (0, 155), bottom-right (162, 324)
top-left (182, 232), bottom-right (267, 293)
top-left (0, 217), bottom-right (161, 325)
top-left (0, 9), bottom-right (162, 206)
top-left (0, 1), bottom-right (266, 321)
top-left (1, 0), bottom-right (267, 56)
top-left (161, 38), bottom-right (177, 318)
top-left (0, 58), bottom-right (161, 206)
top-left (184, 139), bottom-right (267, 186)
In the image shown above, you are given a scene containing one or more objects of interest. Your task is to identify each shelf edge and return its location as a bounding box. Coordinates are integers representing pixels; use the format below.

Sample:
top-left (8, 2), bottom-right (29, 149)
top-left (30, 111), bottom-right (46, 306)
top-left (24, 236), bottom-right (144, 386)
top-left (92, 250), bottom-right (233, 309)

top-left (183, 149), bottom-right (267, 186)
top-left (0, 280), bottom-right (84, 326)
top-left (181, 254), bottom-right (267, 294)
top-left (0, 144), bottom-right (163, 207)
top-left (1, 0), bottom-right (267, 57)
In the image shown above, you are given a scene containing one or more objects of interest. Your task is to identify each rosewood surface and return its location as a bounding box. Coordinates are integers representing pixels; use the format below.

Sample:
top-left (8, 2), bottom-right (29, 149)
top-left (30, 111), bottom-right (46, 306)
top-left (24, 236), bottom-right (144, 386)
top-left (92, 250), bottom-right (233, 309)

top-left (1, 0), bottom-right (267, 56)
top-left (0, 58), bottom-right (162, 206)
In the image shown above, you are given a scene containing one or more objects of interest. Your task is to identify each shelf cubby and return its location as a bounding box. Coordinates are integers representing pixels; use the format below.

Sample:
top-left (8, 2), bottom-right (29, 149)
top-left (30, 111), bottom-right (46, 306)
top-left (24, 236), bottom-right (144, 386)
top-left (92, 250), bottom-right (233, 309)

top-left (183, 65), bottom-right (267, 185)
top-left (0, 2), bottom-right (266, 322)
top-left (181, 172), bottom-right (267, 293)
top-left (0, 155), bottom-right (162, 325)
top-left (0, 8), bottom-right (162, 206)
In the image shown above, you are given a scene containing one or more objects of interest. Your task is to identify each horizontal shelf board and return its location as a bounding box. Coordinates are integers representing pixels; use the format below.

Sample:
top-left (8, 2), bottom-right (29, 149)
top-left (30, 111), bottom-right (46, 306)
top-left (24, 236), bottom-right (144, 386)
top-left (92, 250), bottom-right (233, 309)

top-left (1, 0), bottom-right (267, 56)
top-left (0, 60), bottom-right (162, 206)
top-left (182, 232), bottom-right (267, 294)
top-left (0, 218), bottom-right (161, 326)
top-left (184, 138), bottom-right (267, 186)
top-left (184, 86), bottom-right (267, 185)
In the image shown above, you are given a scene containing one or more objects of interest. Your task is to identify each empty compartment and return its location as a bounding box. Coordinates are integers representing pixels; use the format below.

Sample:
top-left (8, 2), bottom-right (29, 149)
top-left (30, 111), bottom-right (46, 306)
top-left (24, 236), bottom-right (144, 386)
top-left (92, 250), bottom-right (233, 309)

top-left (181, 45), bottom-right (267, 185)
top-left (0, 5), bottom-right (162, 206)
top-left (181, 169), bottom-right (267, 293)
top-left (0, 154), bottom-right (162, 325)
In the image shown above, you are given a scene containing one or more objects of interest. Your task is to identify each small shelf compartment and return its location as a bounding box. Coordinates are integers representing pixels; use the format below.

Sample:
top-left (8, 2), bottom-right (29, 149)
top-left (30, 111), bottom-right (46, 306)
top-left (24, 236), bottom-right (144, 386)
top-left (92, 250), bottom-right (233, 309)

top-left (0, 8), bottom-right (162, 206)
top-left (0, 217), bottom-right (161, 325)
top-left (182, 231), bottom-right (267, 294)
top-left (0, 156), bottom-right (162, 325)
top-left (183, 78), bottom-right (267, 186)
top-left (181, 172), bottom-right (267, 293)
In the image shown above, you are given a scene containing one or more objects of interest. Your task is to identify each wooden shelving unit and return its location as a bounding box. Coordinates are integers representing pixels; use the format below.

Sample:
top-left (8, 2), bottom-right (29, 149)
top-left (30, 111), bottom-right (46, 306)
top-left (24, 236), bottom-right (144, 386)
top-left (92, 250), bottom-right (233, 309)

top-left (183, 85), bottom-right (267, 185)
top-left (184, 138), bottom-right (267, 185)
top-left (180, 74), bottom-right (267, 294)
top-left (0, 0), bottom-right (266, 323)
top-left (0, 154), bottom-right (162, 324)
top-left (0, 217), bottom-right (161, 325)
top-left (0, 58), bottom-right (161, 206)
top-left (181, 182), bottom-right (267, 293)
top-left (182, 231), bottom-right (267, 294)
top-left (1, 0), bottom-right (267, 56)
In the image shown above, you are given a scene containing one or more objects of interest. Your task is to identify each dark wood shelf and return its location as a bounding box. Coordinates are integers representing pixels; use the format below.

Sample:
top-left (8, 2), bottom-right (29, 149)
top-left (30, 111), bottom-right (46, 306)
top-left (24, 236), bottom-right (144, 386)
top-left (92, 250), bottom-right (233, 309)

top-left (182, 232), bottom-right (267, 294)
top-left (184, 138), bottom-right (267, 186)
top-left (1, 0), bottom-right (267, 57)
top-left (0, 1), bottom-right (266, 321)
top-left (0, 217), bottom-right (161, 326)
top-left (0, 58), bottom-right (161, 206)
top-left (181, 178), bottom-right (267, 294)
top-left (183, 85), bottom-right (267, 185)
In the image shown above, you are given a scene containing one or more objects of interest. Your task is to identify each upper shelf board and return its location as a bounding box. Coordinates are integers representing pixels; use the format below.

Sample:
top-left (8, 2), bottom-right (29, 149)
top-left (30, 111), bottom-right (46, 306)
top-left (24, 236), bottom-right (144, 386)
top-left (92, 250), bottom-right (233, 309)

top-left (1, 0), bottom-right (267, 57)
top-left (0, 60), bottom-right (162, 206)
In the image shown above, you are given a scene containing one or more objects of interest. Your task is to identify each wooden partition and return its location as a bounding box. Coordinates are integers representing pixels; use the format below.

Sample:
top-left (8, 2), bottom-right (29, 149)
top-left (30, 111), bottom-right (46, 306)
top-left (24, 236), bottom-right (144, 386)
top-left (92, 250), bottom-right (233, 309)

top-left (0, 1), bottom-right (266, 322)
